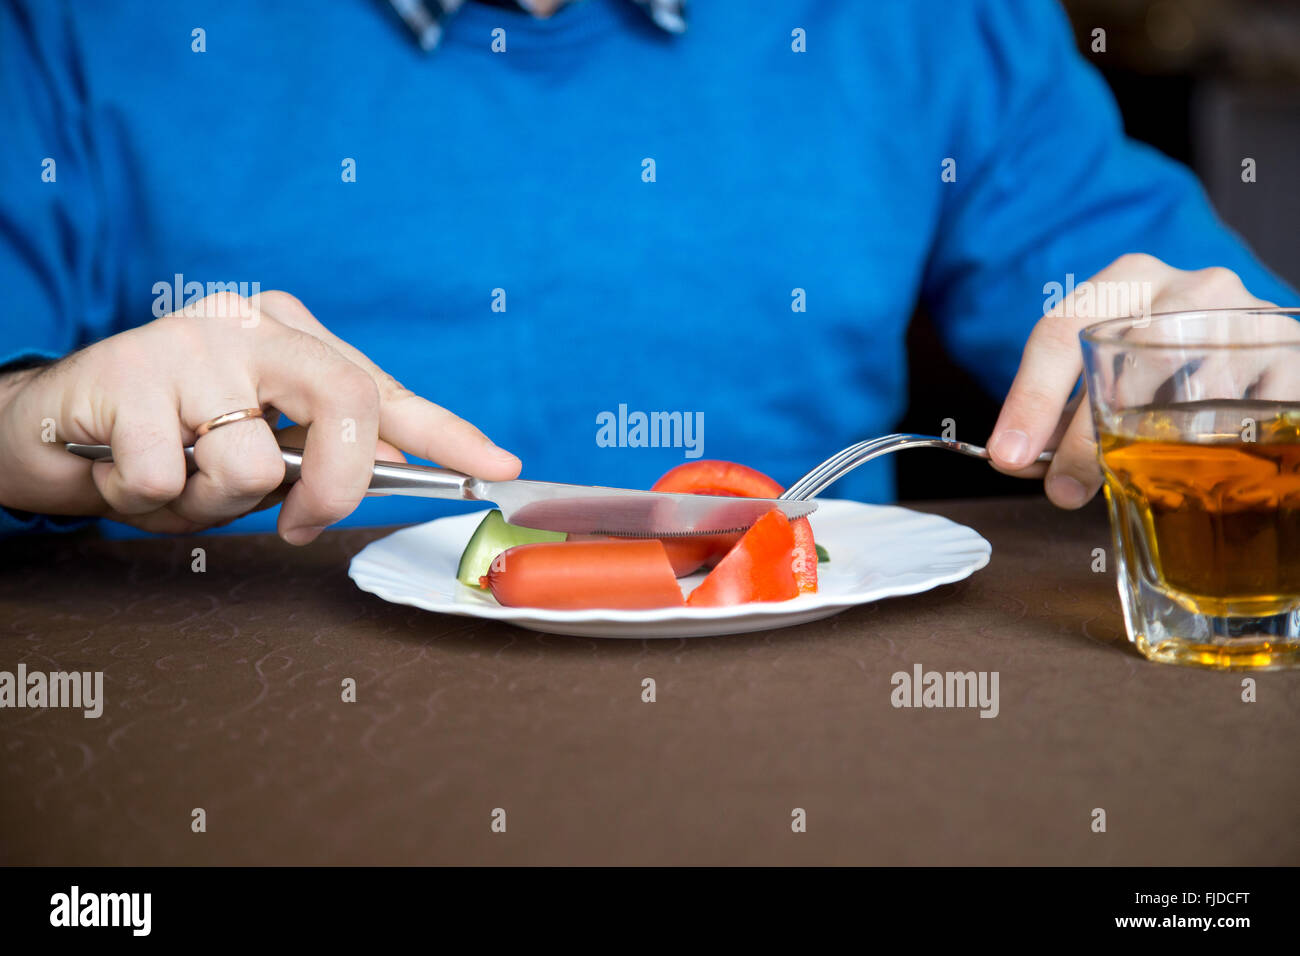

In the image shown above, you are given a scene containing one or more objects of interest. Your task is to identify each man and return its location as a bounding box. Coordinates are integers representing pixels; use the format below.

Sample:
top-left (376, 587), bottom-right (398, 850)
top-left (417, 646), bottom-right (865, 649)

top-left (0, 0), bottom-right (1292, 544)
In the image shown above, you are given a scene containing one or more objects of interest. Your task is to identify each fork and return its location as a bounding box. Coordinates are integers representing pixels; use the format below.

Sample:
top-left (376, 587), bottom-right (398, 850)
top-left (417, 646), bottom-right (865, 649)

top-left (778, 434), bottom-right (1055, 501)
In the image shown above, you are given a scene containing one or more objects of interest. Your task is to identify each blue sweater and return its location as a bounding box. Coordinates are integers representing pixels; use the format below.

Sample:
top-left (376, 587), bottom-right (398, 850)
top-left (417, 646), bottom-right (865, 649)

top-left (1, 0), bottom-right (1294, 537)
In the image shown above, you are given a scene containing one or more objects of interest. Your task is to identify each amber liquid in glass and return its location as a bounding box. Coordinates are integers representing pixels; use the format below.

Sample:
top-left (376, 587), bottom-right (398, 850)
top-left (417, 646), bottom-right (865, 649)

top-left (1099, 401), bottom-right (1300, 624)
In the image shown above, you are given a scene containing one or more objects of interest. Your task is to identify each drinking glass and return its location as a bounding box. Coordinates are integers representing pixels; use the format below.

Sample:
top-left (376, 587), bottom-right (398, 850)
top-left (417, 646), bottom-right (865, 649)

top-left (1080, 308), bottom-right (1300, 669)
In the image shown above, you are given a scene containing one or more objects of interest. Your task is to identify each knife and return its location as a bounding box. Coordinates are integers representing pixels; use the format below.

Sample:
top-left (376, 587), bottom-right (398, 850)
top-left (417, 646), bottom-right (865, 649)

top-left (64, 443), bottom-right (816, 537)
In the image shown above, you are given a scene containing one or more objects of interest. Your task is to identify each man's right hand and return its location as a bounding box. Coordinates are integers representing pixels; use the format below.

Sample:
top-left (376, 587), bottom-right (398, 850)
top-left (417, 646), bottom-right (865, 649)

top-left (0, 291), bottom-right (522, 544)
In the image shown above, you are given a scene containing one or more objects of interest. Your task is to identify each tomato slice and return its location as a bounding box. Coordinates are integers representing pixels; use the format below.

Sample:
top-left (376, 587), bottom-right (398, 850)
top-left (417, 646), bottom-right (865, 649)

top-left (788, 519), bottom-right (817, 594)
top-left (652, 460), bottom-right (818, 592)
top-left (686, 509), bottom-right (799, 607)
top-left (485, 540), bottom-right (684, 610)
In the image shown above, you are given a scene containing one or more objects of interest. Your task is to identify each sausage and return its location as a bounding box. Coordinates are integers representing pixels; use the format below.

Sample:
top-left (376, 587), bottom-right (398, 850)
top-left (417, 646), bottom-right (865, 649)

top-left (485, 540), bottom-right (685, 610)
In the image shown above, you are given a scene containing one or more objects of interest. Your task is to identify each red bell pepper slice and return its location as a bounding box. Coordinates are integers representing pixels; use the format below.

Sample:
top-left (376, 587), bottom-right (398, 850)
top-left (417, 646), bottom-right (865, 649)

top-left (686, 509), bottom-right (799, 607)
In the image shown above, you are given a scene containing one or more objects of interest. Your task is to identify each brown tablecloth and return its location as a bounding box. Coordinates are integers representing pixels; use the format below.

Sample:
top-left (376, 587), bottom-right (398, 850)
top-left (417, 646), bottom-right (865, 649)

top-left (1, 497), bottom-right (1296, 866)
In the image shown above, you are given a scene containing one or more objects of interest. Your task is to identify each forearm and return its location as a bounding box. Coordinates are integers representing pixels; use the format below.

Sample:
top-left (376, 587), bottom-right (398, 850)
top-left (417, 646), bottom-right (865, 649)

top-left (0, 358), bottom-right (94, 518)
top-left (0, 363), bottom-right (45, 407)
top-left (0, 352), bottom-right (58, 427)
top-left (0, 365), bottom-right (47, 513)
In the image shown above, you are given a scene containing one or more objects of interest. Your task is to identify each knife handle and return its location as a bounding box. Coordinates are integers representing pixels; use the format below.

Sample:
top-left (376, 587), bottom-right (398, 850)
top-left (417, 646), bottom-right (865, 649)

top-left (63, 443), bottom-right (474, 500)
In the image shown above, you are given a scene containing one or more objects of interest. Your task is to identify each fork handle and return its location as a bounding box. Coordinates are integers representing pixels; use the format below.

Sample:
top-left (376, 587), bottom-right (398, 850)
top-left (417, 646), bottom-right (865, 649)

top-left (779, 434), bottom-right (1054, 501)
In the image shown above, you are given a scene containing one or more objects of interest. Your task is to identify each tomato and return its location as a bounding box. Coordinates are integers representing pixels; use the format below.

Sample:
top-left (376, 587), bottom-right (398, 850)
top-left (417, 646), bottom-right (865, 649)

top-left (653, 460), bottom-right (787, 499)
top-left (655, 537), bottom-right (718, 577)
top-left (652, 460), bottom-right (818, 592)
top-left (486, 540), bottom-right (684, 610)
top-left (686, 509), bottom-right (799, 607)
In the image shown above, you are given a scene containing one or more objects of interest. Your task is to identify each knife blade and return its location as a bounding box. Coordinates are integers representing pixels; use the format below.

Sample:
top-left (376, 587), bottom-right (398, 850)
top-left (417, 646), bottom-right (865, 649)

top-left (63, 443), bottom-right (817, 537)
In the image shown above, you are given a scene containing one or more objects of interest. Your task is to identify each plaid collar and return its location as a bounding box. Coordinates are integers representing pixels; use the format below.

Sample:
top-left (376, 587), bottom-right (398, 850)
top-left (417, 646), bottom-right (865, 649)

top-left (387, 0), bottom-right (686, 52)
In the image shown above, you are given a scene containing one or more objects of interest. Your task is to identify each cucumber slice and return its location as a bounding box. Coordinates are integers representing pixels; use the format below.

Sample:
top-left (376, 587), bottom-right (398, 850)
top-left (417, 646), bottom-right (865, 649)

top-left (816, 544), bottom-right (830, 563)
top-left (456, 509), bottom-right (565, 589)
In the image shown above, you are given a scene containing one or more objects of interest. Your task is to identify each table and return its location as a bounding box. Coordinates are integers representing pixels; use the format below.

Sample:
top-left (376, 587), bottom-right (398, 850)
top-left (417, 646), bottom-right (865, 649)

top-left (2, 497), bottom-right (1296, 865)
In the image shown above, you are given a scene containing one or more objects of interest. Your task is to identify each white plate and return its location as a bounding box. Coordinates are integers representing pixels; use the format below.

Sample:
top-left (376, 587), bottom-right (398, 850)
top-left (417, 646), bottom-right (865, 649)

top-left (347, 499), bottom-right (991, 638)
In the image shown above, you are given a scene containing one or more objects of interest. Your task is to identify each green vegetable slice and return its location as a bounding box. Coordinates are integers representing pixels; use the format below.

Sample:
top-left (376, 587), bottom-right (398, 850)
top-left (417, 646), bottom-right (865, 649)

top-left (456, 510), bottom-right (565, 588)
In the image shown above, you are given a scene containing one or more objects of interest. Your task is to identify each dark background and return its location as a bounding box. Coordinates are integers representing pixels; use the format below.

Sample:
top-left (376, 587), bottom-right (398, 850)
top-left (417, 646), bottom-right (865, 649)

top-left (897, 0), bottom-right (1300, 499)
